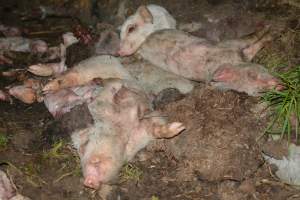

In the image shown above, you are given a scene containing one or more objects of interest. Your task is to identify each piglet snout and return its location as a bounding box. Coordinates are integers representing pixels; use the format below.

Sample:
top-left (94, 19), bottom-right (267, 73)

top-left (117, 49), bottom-right (127, 57)
top-left (84, 176), bottom-right (101, 189)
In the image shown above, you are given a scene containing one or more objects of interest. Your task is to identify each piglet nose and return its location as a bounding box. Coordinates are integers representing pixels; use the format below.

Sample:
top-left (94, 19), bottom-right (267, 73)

top-left (117, 49), bottom-right (124, 56)
top-left (84, 177), bottom-right (100, 189)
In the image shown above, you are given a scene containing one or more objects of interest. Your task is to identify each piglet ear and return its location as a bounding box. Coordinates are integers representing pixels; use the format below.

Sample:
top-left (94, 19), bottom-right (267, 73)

top-left (212, 66), bottom-right (236, 82)
top-left (137, 5), bottom-right (153, 24)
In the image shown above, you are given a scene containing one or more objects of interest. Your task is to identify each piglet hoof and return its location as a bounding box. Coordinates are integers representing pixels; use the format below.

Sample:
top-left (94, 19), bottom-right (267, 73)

top-left (43, 81), bottom-right (60, 93)
top-left (154, 122), bottom-right (185, 139)
top-left (28, 64), bottom-right (53, 76)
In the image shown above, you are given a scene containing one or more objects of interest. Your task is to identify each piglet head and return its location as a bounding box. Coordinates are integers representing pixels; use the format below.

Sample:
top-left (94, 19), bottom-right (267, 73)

top-left (119, 5), bottom-right (154, 56)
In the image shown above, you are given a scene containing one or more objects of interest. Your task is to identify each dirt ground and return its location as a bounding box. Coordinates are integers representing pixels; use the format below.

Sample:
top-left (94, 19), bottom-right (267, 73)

top-left (0, 0), bottom-right (300, 200)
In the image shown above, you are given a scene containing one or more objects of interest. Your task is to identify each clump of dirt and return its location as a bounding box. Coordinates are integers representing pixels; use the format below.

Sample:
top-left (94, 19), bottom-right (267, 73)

top-left (154, 85), bottom-right (264, 182)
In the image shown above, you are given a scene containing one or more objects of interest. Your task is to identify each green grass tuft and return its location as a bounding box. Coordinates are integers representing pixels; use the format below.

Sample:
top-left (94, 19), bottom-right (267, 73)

top-left (261, 66), bottom-right (300, 142)
top-left (151, 196), bottom-right (160, 200)
top-left (120, 163), bottom-right (143, 182)
top-left (0, 134), bottom-right (8, 148)
top-left (42, 140), bottom-right (68, 160)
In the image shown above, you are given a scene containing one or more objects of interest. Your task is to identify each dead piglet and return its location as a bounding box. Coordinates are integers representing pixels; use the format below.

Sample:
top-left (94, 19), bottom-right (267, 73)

top-left (135, 29), bottom-right (278, 96)
top-left (43, 55), bottom-right (132, 92)
top-left (137, 29), bottom-right (241, 81)
top-left (211, 63), bottom-right (281, 96)
top-left (73, 79), bottom-right (184, 189)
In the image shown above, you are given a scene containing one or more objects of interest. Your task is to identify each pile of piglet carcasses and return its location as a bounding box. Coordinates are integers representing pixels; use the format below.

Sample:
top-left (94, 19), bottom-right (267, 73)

top-left (0, 4), bottom-right (283, 190)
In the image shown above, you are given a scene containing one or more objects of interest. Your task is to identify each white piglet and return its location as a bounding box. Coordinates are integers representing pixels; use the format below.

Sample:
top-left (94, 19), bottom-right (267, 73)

top-left (119, 4), bottom-right (176, 56)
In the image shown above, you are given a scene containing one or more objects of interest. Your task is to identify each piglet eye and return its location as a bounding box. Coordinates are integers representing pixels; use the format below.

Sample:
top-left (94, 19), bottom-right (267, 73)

top-left (127, 24), bottom-right (137, 34)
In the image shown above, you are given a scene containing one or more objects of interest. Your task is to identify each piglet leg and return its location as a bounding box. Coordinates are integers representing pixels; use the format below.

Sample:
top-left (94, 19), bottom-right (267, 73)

top-left (143, 112), bottom-right (185, 139)
top-left (152, 122), bottom-right (185, 138)
top-left (242, 33), bottom-right (273, 61)
top-left (43, 71), bottom-right (80, 92)
top-left (218, 25), bottom-right (270, 49)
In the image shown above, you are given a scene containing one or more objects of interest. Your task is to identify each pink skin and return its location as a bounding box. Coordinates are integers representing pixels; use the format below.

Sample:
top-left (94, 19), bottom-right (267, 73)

top-left (118, 18), bottom-right (149, 57)
top-left (118, 6), bottom-right (156, 56)
top-left (119, 5), bottom-right (177, 56)
top-left (212, 64), bottom-right (282, 96)
top-left (30, 40), bottom-right (48, 54)
top-left (23, 78), bottom-right (42, 90)
top-left (132, 29), bottom-right (281, 95)
top-left (44, 82), bottom-right (100, 117)
top-left (62, 32), bottom-right (78, 47)
top-left (212, 65), bottom-right (240, 82)
top-left (44, 89), bottom-right (85, 118)
top-left (28, 62), bottom-right (66, 77)
top-left (8, 85), bottom-right (36, 104)
top-left (76, 80), bottom-right (185, 189)
top-left (0, 170), bottom-right (16, 200)
top-left (83, 157), bottom-right (103, 189)
top-left (0, 90), bottom-right (10, 102)
top-left (82, 155), bottom-right (115, 189)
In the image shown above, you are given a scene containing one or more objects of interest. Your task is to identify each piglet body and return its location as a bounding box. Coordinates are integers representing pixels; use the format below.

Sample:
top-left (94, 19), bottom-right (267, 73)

top-left (135, 29), bottom-right (279, 96)
top-left (71, 79), bottom-right (185, 189)
top-left (119, 5), bottom-right (280, 96)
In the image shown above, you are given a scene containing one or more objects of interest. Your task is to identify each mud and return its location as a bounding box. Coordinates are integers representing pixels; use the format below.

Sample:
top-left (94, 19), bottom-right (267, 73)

top-left (1, 0), bottom-right (300, 200)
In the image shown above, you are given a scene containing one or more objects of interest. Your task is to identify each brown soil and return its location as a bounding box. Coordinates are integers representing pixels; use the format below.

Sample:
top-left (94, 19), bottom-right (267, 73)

top-left (0, 0), bottom-right (300, 200)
